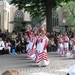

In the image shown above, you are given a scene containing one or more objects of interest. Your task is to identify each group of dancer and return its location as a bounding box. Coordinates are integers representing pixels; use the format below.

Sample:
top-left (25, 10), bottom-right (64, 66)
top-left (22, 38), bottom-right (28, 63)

top-left (57, 32), bottom-right (75, 58)
top-left (26, 27), bottom-right (50, 67)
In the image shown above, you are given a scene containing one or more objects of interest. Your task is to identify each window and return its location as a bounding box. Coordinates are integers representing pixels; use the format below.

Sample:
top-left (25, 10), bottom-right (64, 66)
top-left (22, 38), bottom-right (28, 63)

top-left (14, 10), bottom-right (24, 22)
top-left (52, 11), bottom-right (59, 27)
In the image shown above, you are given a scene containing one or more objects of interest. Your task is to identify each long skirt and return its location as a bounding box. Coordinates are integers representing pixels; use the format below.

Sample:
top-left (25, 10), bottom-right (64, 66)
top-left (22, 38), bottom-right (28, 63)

top-left (57, 43), bottom-right (63, 54)
top-left (71, 45), bottom-right (75, 58)
top-left (27, 48), bottom-right (36, 60)
top-left (63, 43), bottom-right (69, 56)
top-left (36, 50), bottom-right (50, 67)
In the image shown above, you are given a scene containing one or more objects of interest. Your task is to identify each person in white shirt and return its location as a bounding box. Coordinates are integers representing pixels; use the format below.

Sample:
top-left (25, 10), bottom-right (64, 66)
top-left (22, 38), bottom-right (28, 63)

top-left (0, 36), bottom-right (5, 55)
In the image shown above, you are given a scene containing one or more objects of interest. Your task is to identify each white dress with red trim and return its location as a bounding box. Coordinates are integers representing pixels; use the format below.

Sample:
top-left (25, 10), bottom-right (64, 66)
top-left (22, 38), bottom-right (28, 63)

top-left (71, 39), bottom-right (75, 58)
top-left (5, 42), bottom-right (11, 52)
top-left (36, 36), bottom-right (50, 67)
top-left (57, 37), bottom-right (63, 54)
top-left (63, 36), bottom-right (69, 56)
top-left (27, 35), bottom-right (37, 60)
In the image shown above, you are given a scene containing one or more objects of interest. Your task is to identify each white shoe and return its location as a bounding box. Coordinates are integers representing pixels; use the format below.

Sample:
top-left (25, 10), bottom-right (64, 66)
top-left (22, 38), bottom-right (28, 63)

top-left (62, 55), bottom-right (65, 57)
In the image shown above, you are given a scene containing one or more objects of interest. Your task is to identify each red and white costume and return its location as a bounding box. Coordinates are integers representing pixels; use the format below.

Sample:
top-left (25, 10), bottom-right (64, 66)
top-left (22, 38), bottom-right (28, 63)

top-left (26, 33), bottom-right (37, 60)
top-left (63, 34), bottom-right (69, 56)
top-left (36, 34), bottom-right (50, 67)
top-left (5, 42), bottom-right (11, 53)
top-left (57, 35), bottom-right (63, 54)
top-left (71, 38), bottom-right (75, 58)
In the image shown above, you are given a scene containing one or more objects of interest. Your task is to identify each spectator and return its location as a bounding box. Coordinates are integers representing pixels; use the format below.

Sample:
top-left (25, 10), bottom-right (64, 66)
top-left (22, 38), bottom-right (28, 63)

top-left (50, 38), bottom-right (57, 51)
top-left (11, 31), bottom-right (17, 39)
top-left (16, 37), bottom-right (21, 54)
top-left (4, 39), bottom-right (11, 54)
top-left (2, 70), bottom-right (20, 75)
top-left (0, 36), bottom-right (5, 55)
top-left (21, 27), bottom-right (25, 32)
top-left (20, 37), bottom-right (28, 53)
top-left (11, 38), bottom-right (16, 53)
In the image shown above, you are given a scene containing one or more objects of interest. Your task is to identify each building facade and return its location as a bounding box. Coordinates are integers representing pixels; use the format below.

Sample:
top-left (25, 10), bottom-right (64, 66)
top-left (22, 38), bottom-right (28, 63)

top-left (0, 0), bottom-right (31, 32)
top-left (0, 0), bottom-right (67, 32)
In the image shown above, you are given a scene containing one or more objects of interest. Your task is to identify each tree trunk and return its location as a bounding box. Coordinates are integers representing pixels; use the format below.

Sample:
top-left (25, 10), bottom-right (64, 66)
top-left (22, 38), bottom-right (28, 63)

top-left (46, 0), bottom-right (53, 33)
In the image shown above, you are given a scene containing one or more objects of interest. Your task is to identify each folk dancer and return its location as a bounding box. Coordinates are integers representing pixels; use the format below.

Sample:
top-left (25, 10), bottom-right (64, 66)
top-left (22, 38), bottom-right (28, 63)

top-left (63, 33), bottom-right (69, 56)
top-left (26, 33), bottom-right (37, 60)
top-left (36, 32), bottom-right (50, 67)
top-left (57, 34), bottom-right (64, 55)
top-left (71, 35), bottom-right (75, 58)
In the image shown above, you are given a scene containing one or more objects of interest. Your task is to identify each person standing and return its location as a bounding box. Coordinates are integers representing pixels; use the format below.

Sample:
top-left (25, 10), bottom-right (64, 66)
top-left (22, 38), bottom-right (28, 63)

top-left (36, 32), bottom-right (50, 67)
top-left (26, 33), bottom-right (37, 60)
top-left (57, 34), bottom-right (64, 55)
top-left (63, 33), bottom-right (69, 56)
top-left (71, 34), bottom-right (75, 58)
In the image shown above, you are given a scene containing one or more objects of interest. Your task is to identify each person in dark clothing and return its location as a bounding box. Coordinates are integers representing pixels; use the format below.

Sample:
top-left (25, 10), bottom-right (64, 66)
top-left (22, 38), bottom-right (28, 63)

top-left (21, 27), bottom-right (25, 32)
top-left (11, 38), bottom-right (16, 53)
top-left (16, 38), bottom-right (21, 54)
top-left (20, 37), bottom-right (29, 53)
top-left (50, 38), bottom-right (57, 51)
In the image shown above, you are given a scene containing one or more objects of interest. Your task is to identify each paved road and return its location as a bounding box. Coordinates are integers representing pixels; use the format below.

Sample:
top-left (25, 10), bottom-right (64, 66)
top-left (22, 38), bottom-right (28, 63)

top-left (0, 52), bottom-right (75, 75)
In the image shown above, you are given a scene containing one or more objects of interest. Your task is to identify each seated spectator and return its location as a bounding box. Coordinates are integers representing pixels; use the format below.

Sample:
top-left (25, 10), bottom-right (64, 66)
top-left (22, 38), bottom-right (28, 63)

top-left (50, 38), bottom-right (57, 51)
top-left (11, 31), bottom-right (17, 39)
top-left (0, 36), bottom-right (5, 55)
top-left (4, 39), bottom-right (11, 54)
top-left (2, 70), bottom-right (20, 75)
top-left (47, 39), bottom-right (51, 52)
top-left (16, 37), bottom-right (21, 54)
top-left (11, 38), bottom-right (16, 54)
top-left (20, 37), bottom-right (28, 53)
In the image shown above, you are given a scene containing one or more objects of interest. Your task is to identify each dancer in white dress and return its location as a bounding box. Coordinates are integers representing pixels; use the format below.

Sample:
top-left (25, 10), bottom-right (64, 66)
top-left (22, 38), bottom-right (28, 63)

top-left (63, 33), bottom-right (69, 56)
top-left (71, 34), bottom-right (75, 58)
top-left (57, 34), bottom-right (64, 55)
top-left (36, 32), bottom-right (50, 67)
top-left (26, 32), bottom-right (37, 60)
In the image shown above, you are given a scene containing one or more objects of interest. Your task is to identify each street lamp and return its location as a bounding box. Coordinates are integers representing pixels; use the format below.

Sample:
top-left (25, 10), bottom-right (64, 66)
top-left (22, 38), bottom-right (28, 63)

top-left (63, 19), bottom-right (68, 32)
top-left (63, 19), bottom-right (66, 24)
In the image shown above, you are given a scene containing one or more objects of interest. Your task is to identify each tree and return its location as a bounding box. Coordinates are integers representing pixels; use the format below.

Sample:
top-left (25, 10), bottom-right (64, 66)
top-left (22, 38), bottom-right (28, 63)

top-left (10, 0), bottom-right (74, 33)
top-left (61, 1), bottom-right (75, 32)
top-left (62, 1), bottom-right (75, 24)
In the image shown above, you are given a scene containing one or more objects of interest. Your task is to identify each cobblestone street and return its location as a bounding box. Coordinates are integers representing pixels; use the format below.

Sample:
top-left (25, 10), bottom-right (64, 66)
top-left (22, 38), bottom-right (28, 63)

top-left (0, 52), bottom-right (75, 75)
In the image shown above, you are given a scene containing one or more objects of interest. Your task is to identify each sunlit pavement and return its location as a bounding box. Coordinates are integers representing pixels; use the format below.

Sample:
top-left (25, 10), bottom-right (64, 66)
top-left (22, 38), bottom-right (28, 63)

top-left (0, 52), bottom-right (75, 75)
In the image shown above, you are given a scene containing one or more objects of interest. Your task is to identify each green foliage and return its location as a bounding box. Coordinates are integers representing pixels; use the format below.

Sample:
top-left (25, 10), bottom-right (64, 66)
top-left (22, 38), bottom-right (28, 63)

top-left (62, 1), bottom-right (75, 25)
top-left (72, 27), bottom-right (75, 32)
top-left (14, 23), bottom-right (32, 31)
top-left (10, 0), bottom-right (75, 32)
top-left (25, 24), bottom-right (32, 30)
top-left (10, 0), bottom-right (63, 19)
top-left (10, 0), bottom-right (74, 19)
top-left (14, 24), bottom-right (23, 31)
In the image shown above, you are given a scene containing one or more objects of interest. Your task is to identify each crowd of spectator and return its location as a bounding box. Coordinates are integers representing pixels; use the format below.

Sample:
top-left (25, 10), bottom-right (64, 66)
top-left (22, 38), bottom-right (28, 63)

top-left (0, 27), bottom-right (74, 55)
top-left (0, 28), bottom-right (29, 55)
